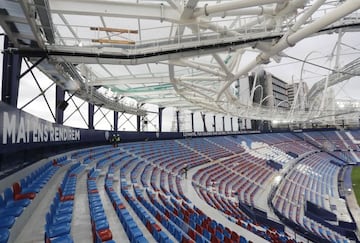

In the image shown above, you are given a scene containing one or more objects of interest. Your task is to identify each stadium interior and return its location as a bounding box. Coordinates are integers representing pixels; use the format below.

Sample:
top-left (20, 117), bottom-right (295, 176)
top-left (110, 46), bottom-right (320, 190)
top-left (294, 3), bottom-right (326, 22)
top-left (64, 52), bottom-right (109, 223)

top-left (1, 0), bottom-right (360, 243)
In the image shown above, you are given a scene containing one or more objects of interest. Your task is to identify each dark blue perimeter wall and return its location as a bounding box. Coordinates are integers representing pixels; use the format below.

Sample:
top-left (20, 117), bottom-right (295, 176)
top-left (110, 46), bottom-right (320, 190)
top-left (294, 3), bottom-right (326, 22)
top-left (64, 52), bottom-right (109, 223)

top-left (0, 102), bottom-right (185, 179)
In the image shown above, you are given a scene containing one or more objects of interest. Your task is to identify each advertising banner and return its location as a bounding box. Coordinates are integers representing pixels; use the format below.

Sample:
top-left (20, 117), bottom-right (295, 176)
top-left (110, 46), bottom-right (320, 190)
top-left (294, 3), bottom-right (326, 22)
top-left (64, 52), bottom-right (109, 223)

top-left (0, 102), bottom-right (107, 153)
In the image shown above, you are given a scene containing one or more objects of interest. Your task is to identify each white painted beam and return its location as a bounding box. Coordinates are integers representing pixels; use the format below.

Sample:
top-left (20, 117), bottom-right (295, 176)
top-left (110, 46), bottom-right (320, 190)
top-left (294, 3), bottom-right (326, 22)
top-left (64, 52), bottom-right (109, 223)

top-left (165, 0), bottom-right (180, 11)
top-left (193, 0), bottom-right (284, 18)
top-left (171, 59), bottom-right (227, 78)
top-left (180, 0), bottom-right (200, 19)
top-left (90, 76), bottom-right (171, 86)
top-left (49, 0), bottom-right (181, 23)
top-left (117, 89), bottom-right (176, 96)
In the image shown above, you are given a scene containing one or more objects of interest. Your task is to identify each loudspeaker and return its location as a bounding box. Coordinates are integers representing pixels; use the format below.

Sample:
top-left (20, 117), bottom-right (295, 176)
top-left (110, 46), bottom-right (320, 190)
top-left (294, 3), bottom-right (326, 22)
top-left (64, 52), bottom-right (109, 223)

top-left (57, 101), bottom-right (68, 111)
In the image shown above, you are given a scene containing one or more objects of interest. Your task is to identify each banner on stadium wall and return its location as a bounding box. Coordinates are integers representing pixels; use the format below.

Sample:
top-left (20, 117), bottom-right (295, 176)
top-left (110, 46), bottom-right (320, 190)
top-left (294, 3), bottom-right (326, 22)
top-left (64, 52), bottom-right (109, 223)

top-left (0, 102), bottom-right (184, 153)
top-left (0, 102), bottom-right (107, 151)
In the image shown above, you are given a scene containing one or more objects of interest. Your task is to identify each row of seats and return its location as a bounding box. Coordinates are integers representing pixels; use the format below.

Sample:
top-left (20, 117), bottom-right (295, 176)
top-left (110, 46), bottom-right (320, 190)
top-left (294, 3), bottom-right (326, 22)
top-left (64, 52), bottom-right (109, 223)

top-left (342, 131), bottom-right (360, 150)
top-left (205, 137), bottom-right (245, 154)
top-left (117, 147), bottom-right (196, 242)
top-left (116, 142), bottom-right (256, 243)
top-left (146, 189), bottom-right (202, 242)
top-left (44, 162), bottom-right (84, 243)
top-left (87, 169), bottom-right (114, 243)
top-left (157, 190), bottom-right (249, 243)
top-left (72, 147), bottom-right (110, 162)
top-left (139, 190), bottom-right (187, 242)
top-left (52, 156), bottom-right (70, 167)
top-left (45, 190), bottom-right (74, 242)
top-left (104, 166), bottom-right (148, 242)
top-left (120, 157), bottom-right (173, 242)
top-left (0, 158), bottom-right (64, 242)
top-left (119, 139), bottom-right (273, 242)
top-left (80, 148), bottom-right (114, 165)
top-left (272, 152), bottom-right (351, 242)
top-left (178, 138), bottom-right (233, 160)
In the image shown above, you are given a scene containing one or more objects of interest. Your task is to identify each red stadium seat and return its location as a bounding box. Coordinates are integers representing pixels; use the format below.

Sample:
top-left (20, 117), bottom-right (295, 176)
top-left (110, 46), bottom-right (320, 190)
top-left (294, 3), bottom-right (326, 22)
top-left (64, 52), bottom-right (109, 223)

top-left (12, 182), bottom-right (36, 200)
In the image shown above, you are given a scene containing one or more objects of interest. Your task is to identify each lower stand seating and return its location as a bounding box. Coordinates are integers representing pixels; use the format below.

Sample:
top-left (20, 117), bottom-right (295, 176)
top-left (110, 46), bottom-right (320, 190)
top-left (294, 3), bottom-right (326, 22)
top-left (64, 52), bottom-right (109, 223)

top-left (45, 192), bottom-right (74, 242)
top-left (0, 155), bottom-right (65, 241)
top-left (0, 195), bottom-right (24, 217)
top-left (44, 162), bottom-right (85, 243)
top-left (87, 169), bottom-right (114, 243)
top-left (0, 229), bottom-right (9, 243)
top-left (12, 182), bottom-right (36, 200)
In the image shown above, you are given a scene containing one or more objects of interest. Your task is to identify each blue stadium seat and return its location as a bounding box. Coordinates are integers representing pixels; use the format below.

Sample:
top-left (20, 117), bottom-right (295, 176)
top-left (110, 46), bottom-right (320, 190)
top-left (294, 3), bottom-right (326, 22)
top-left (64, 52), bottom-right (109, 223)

top-left (49, 207), bottom-right (72, 225)
top-left (202, 228), bottom-right (211, 241)
top-left (3, 188), bottom-right (30, 207)
top-left (240, 235), bottom-right (247, 243)
top-left (0, 216), bottom-right (15, 229)
top-left (54, 193), bottom-right (74, 209)
top-left (45, 213), bottom-right (71, 239)
top-left (20, 178), bottom-right (40, 193)
top-left (0, 195), bottom-right (23, 217)
top-left (0, 228), bottom-right (10, 243)
top-left (93, 219), bottom-right (110, 232)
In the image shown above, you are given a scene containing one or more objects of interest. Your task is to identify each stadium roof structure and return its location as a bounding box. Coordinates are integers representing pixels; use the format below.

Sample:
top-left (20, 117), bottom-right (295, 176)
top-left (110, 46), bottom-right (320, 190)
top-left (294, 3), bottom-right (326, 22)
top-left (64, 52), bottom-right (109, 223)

top-left (1, 0), bottom-right (360, 124)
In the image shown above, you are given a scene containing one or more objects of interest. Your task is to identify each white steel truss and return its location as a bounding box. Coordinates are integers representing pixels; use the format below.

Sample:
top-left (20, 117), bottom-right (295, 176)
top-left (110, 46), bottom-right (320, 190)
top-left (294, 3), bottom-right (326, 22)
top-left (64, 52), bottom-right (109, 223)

top-left (1, 0), bottom-right (360, 125)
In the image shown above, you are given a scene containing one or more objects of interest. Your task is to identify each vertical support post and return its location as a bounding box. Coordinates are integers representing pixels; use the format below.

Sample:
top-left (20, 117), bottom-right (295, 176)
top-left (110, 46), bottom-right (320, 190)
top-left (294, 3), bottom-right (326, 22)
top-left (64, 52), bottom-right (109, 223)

top-left (55, 85), bottom-right (65, 124)
top-left (238, 118), bottom-right (241, 131)
top-left (201, 113), bottom-right (207, 132)
top-left (1, 36), bottom-right (22, 107)
top-left (176, 110), bottom-right (180, 133)
top-left (222, 116), bottom-right (225, 131)
top-left (213, 115), bottom-right (216, 132)
top-left (137, 115), bottom-right (141, 132)
top-left (88, 103), bottom-right (94, 129)
top-left (158, 107), bottom-right (164, 132)
top-left (191, 112), bottom-right (194, 132)
top-left (114, 111), bottom-right (118, 131)
top-left (230, 117), bottom-right (233, 131)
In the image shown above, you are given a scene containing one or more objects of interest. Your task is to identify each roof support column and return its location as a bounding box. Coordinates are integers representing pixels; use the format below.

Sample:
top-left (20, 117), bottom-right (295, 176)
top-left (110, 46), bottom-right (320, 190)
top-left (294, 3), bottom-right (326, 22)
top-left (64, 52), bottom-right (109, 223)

top-left (137, 115), bottom-right (141, 132)
top-left (191, 112), bottom-right (194, 132)
top-left (222, 116), bottom-right (225, 131)
top-left (176, 110), bottom-right (180, 133)
top-left (201, 113), bottom-right (207, 132)
top-left (1, 35), bottom-right (21, 107)
top-left (230, 117), bottom-right (233, 131)
top-left (238, 118), bottom-right (241, 131)
top-left (114, 111), bottom-right (118, 131)
top-left (158, 107), bottom-right (165, 132)
top-left (213, 115), bottom-right (216, 132)
top-left (88, 103), bottom-right (94, 129)
top-left (55, 85), bottom-right (65, 124)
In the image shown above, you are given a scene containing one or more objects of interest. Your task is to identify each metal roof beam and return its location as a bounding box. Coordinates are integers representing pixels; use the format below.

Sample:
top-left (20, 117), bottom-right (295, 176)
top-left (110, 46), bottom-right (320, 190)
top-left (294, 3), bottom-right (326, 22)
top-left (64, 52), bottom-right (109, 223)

top-left (171, 59), bottom-right (227, 78)
top-left (117, 89), bottom-right (175, 96)
top-left (140, 97), bottom-right (184, 103)
top-left (89, 76), bottom-right (171, 86)
top-left (180, 0), bottom-right (200, 19)
top-left (49, 0), bottom-right (181, 23)
top-left (165, 0), bottom-right (181, 11)
top-left (193, 0), bottom-right (283, 18)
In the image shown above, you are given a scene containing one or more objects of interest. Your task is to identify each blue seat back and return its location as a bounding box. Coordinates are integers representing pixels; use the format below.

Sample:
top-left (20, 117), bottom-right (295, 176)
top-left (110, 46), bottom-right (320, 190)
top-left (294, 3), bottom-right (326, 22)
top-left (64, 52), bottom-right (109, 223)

top-left (4, 188), bottom-right (13, 202)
